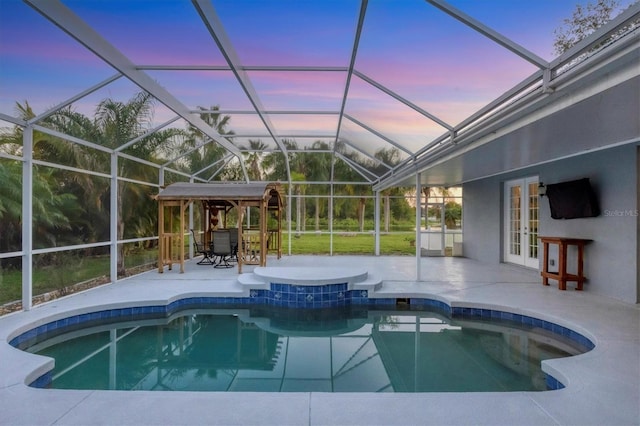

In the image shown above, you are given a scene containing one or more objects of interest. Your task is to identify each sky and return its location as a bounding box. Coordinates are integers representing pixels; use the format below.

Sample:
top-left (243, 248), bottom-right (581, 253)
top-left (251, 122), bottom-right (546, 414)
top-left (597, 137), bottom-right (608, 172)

top-left (0, 0), bottom-right (635, 159)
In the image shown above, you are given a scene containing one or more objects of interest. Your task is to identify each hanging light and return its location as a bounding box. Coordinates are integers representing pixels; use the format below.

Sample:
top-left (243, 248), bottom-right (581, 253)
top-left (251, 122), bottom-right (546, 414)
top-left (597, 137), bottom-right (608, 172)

top-left (538, 182), bottom-right (546, 197)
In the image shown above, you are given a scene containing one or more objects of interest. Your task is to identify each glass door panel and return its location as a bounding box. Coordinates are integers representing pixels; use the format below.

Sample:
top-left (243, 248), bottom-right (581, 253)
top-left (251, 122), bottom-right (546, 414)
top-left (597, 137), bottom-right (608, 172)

top-left (504, 177), bottom-right (539, 268)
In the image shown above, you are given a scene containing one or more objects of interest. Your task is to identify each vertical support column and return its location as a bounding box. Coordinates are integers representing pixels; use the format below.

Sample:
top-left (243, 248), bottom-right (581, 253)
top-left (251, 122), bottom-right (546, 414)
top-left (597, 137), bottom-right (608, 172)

top-left (374, 190), bottom-right (381, 256)
top-left (287, 185), bottom-right (292, 256)
top-left (440, 193), bottom-right (446, 256)
top-left (415, 173), bottom-right (422, 280)
top-left (21, 126), bottom-right (33, 311)
top-left (329, 157), bottom-right (335, 256)
top-left (110, 152), bottom-right (118, 283)
top-left (188, 177), bottom-right (194, 260)
top-left (157, 168), bottom-right (165, 273)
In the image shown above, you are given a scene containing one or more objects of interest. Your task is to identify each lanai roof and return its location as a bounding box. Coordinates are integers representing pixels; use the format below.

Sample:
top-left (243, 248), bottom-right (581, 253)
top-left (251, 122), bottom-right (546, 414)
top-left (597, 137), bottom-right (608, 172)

top-left (1, 1), bottom-right (638, 189)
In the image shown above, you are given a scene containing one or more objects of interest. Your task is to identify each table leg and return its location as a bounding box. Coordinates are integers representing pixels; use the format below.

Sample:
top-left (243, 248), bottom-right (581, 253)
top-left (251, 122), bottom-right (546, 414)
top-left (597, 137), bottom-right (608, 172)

top-left (542, 241), bottom-right (550, 286)
top-left (576, 243), bottom-right (585, 290)
top-left (558, 242), bottom-right (567, 290)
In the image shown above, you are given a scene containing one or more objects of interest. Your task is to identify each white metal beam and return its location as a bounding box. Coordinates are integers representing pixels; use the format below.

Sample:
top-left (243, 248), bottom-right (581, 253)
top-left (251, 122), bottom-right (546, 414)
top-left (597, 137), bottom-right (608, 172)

top-left (192, 0), bottom-right (290, 183)
top-left (352, 70), bottom-right (453, 131)
top-left (374, 190), bottom-right (380, 255)
top-left (31, 124), bottom-right (113, 154)
top-left (110, 152), bottom-right (118, 283)
top-left (190, 109), bottom-right (341, 116)
top-left (115, 117), bottom-right (181, 152)
top-left (335, 152), bottom-right (376, 182)
top-left (415, 172), bottom-right (422, 279)
top-left (426, 0), bottom-right (549, 69)
top-left (25, 0), bottom-right (245, 162)
top-left (333, 0), bottom-right (368, 166)
top-left (0, 113), bottom-right (26, 126)
top-left (29, 74), bottom-right (123, 124)
top-left (338, 139), bottom-right (394, 170)
top-left (21, 127), bottom-right (33, 310)
top-left (343, 113), bottom-right (414, 156)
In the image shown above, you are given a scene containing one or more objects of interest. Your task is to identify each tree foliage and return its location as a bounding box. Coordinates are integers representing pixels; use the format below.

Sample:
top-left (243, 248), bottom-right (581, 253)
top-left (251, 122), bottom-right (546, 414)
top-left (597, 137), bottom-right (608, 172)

top-left (553, 0), bottom-right (638, 55)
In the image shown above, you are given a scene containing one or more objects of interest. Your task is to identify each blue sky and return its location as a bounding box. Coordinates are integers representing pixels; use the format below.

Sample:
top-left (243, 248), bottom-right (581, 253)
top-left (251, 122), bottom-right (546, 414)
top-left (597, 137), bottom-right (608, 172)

top-left (0, 0), bottom-right (634, 155)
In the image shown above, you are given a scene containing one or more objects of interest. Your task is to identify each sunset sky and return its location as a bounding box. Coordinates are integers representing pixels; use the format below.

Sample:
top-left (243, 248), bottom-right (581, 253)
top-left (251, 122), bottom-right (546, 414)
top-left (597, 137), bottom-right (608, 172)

top-left (0, 0), bottom-right (634, 159)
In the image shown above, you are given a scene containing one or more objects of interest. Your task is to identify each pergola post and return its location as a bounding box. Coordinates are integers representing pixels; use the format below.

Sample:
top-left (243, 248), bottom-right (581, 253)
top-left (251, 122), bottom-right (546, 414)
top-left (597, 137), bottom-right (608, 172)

top-left (158, 199), bottom-right (164, 273)
top-left (179, 200), bottom-right (186, 273)
top-left (261, 197), bottom-right (268, 266)
top-left (237, 203), bottom-right (245, 274)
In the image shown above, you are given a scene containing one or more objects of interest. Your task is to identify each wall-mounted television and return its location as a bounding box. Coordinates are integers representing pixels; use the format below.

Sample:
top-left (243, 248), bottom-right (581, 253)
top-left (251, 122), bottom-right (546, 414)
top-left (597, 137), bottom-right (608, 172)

top-left (545, 178), bottom-right (600, 219)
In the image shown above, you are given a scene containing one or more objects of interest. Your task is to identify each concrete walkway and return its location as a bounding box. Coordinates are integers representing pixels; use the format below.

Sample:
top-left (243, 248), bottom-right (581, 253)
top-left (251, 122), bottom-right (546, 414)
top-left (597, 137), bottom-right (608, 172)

top-left (0, 255), bottom-right (638, 425)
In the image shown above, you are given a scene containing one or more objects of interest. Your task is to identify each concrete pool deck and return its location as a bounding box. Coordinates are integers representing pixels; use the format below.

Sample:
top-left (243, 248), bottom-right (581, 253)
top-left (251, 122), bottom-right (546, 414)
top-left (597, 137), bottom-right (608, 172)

top-left (0, 255), bottom-right (638, 425)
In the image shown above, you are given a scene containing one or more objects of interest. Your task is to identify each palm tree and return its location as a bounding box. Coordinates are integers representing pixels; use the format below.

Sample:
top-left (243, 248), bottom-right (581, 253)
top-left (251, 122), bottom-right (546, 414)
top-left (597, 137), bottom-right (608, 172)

top-left (183, 106), bottom-right (232, 181)
top-left (93, 92), bottom-right (182, 275)
top-left (332, 143), bottom-right (370, 231)
top-left (374, 147), bottom-right (403, 232)
top-left (263, 138), bottom-right (294, 182)
top-left (242, 139), bottom-right (267, 181)
top-left (0, 102), bottom-right (98, 252)
top-left (304, 141), bottom-right (331, 231)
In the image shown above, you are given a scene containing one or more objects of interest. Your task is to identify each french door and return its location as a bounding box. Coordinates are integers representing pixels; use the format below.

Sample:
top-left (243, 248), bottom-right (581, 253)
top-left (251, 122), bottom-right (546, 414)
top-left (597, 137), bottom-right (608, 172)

top-left (504, 177), bottom-right (539, 268)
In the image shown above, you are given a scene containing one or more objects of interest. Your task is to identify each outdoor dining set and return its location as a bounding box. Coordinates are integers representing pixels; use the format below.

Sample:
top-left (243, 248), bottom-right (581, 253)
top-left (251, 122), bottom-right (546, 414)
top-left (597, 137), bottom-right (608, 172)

top-left (191, 228), bottom-right (263, 268)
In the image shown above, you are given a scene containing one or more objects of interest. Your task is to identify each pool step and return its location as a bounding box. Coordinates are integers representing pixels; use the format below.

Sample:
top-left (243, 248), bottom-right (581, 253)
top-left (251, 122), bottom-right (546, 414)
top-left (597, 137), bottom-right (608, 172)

top-left (237, 267), bottom-right (382, 293)
top-left (237, 272), bottom-right (270, 289)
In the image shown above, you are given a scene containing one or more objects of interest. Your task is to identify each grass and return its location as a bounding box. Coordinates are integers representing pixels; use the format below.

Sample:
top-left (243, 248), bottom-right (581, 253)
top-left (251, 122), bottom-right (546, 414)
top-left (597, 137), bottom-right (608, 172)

top-left (282, 232), bottom-right (415, 255)
top-left (0, 232), bottom-right (416, 307)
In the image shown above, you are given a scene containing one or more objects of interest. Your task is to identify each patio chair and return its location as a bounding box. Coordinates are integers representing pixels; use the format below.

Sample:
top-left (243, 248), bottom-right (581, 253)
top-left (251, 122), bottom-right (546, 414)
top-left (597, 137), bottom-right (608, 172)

top-left (190, 229), bottom-right (215, 265)
top-left (212, 230), bottom-right (233, 268)
top-left (227, 227), bottom-right (239, 263)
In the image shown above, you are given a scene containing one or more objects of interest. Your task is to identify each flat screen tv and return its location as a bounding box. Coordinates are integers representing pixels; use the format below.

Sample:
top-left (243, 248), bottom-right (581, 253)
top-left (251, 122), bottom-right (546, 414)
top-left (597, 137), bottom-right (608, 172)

top-left (545, 178), bottom-right (600, 219)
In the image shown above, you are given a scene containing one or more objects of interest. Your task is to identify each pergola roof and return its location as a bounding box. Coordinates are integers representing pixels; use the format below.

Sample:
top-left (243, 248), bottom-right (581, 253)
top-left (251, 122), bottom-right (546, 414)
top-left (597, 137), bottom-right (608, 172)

top-left (1, 1), bottom-right (638, 189)
top-left (157, 182), bottom-right (282, 202)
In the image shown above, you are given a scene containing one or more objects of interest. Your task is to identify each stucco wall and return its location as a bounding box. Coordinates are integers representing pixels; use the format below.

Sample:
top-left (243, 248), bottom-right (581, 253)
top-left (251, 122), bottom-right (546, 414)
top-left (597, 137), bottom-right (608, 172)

top-left (463, 145), bottom-right (638, 303)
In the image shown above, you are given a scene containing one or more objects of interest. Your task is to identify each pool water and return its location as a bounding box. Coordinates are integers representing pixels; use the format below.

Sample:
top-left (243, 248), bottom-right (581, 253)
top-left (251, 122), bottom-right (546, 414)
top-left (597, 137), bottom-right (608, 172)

top-left (28, 307), bottom-right (585, 392)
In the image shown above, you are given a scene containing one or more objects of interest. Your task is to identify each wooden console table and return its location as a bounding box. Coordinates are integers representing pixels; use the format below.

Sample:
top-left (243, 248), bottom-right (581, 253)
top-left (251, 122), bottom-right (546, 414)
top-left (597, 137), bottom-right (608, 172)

top-left (538, 237), bottom-right (591, 291)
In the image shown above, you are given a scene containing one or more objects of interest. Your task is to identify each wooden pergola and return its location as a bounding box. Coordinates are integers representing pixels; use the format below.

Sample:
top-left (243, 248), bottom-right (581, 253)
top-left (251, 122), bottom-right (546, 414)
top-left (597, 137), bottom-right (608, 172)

top-left (156, 182), bottom-right (284, 273)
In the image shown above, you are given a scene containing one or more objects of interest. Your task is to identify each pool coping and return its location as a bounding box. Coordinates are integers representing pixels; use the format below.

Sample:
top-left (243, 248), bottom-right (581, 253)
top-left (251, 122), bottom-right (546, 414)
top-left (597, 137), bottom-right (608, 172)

top-left (0, 258), bottom-right (638, 425)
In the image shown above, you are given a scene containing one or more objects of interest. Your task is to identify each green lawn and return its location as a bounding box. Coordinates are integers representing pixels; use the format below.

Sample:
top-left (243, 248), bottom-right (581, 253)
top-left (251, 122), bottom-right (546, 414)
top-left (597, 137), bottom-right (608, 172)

top-left (0, 232), bottom-right (416, 306)
top-left (282, 232), bottom-right (415, 255)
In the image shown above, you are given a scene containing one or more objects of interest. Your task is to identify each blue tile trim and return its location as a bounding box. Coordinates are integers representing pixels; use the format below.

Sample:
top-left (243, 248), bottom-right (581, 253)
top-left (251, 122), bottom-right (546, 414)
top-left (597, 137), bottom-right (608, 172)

top-left (267, 282), bottom-right (351, 308)
top-left (12, 292), bottom-right (594, 392)
top-left (449, 306), bottom-right (595, 351)
top-left (28, 371), bottom-right (52, 389)
top-left (545, 373), bottom-right (566, 390)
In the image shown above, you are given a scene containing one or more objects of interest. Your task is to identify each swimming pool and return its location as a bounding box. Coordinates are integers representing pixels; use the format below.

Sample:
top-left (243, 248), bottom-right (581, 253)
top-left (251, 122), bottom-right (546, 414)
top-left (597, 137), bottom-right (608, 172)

top-left (19, 304), bottom-right (590, 392)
